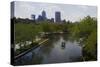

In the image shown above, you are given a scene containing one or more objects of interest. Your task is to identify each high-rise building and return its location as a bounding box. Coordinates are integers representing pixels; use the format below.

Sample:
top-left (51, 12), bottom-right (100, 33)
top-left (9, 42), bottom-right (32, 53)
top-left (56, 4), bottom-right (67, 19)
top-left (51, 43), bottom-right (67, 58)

top-left (37, 15), bottom-right (43, 21)
top-left (42, 10), bottom-right (46, 21)
top-left (55, 11), bottom-right (61, 22)
top-left (51, 18), bottom-right (54, 22)
top-left (31, 14), bottom-right (35, 21)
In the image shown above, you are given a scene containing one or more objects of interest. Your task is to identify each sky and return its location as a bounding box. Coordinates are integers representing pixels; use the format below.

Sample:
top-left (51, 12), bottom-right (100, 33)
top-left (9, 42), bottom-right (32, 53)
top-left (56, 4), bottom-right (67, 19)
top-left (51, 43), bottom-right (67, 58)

top-left (13, 1), bottom-right (97, 22)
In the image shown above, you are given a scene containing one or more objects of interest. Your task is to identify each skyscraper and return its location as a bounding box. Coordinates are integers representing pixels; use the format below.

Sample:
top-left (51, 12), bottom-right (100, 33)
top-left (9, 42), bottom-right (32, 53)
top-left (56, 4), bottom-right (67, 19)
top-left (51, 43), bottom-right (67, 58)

top-left (37, 15), bottom-right (43, 21)
top-left (55, 11), bottom-right (61, 22)
top-left (51, 18), bottom-right (54, 22)
top-left (31, 14), bottom-right (35, 21)
top-left (42, 10), bottom-right (46, 21)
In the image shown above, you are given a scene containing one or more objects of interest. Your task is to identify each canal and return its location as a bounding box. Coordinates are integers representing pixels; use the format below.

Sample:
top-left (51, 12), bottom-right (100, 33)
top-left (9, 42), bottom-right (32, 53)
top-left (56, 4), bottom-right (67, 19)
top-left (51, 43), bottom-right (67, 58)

top-left (14, 34), bottom-right (83, 65)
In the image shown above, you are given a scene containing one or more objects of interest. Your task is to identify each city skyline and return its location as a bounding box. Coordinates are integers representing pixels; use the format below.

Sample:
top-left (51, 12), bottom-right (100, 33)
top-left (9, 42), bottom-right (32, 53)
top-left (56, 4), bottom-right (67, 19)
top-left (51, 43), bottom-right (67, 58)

top-left (31, 10), bottom-right (61, 22)
top-left (14, 1), bottom-right (97, 22)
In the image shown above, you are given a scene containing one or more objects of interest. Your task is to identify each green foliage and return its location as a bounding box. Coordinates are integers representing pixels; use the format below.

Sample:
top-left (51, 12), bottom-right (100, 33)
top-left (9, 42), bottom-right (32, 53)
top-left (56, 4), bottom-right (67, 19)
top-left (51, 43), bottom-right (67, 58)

top-left (69, 16), bottom-right (97, 38)
top-left (14, 16), bottom-right (97, 60)
top-left (39, 22), bottom-right (65, 32)
top-left (15, 23), bottom-right (41, 43)
top-left (79, 16), bottom-right (97, 37)
top-left (83, 30), bottom-right (97, 60)
top-left (66, 16), bottom-right (97, 60)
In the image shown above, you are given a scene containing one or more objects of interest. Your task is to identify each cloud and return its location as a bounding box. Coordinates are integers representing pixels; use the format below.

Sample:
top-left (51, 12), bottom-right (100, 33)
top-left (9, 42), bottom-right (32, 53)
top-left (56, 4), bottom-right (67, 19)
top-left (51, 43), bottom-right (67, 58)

top-left (14, 1), bottom-right (97, 22)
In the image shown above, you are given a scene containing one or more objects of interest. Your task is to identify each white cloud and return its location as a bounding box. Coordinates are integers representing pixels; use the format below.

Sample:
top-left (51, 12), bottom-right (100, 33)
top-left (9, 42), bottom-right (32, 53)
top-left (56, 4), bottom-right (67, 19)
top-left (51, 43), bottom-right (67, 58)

top-left (14, 1), bottom-right (97, 22)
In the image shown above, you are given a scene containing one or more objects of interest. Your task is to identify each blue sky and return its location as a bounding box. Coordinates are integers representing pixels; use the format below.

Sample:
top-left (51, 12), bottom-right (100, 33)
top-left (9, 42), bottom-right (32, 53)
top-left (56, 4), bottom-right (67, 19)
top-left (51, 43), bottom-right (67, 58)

top-left (14, 1), bottom-right (97, 22)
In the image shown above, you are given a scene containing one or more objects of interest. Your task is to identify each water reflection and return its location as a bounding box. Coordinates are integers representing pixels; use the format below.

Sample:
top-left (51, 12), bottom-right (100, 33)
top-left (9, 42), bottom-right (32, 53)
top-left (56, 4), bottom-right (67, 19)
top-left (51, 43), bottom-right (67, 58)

top-left (14, 34), bottom-right (82, 65)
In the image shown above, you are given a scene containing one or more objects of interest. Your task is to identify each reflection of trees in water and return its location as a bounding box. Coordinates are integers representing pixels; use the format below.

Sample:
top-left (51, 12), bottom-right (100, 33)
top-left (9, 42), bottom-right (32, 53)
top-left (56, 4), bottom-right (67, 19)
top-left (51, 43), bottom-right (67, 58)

top-left (61, 34), bottom-right (69, 41)
top-left (47, 34), bottom-right (60, 41)
top-left (30, 40), bottom-right (55, 64)
top-left (39, 40), bottom-right (54, 56)
top-left (15, 53), bottom-right (33, 65)
top-left (14, 51), bottom-right (43, 65)
top-left (48, 33), bottom-right (77, 42)
top-left (33, 34), bottom-right (65, 57)
top-left (64, 34), bottom-right (80, 43)
top-left (69, 56), bottom-right (83, 62)
top-left (47, 34), bottom-right (68, 50)
top-left (41, 34), bottom-right (61, 55)
top-left (32, 54), bottom-right (43, 64)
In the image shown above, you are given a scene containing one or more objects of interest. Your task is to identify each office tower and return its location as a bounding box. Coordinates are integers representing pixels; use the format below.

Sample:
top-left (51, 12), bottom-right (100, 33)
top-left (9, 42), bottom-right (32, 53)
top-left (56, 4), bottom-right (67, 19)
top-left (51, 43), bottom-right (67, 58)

top-left (37, 15), bottom-right (43, 21)
top-left (55, 11), bottom-right (61, 22)
top-left (31, 14), bottom-right (35, 21)
top-left (51, 18), bottom-right (54, 22)
top-left (42, 10), bottom-right (46, 21)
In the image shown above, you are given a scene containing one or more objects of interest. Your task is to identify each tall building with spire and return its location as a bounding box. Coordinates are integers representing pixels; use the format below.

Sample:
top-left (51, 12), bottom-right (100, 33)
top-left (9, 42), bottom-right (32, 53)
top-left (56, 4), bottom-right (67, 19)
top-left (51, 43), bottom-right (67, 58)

top-left (42, 10), bottom-right (47, 21)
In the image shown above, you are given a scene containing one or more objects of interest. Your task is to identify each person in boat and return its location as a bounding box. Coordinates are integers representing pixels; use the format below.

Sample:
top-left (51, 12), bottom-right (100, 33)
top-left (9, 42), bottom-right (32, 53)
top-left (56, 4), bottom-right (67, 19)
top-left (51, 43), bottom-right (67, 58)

top-left (61, 41), bottom-right (65, 47)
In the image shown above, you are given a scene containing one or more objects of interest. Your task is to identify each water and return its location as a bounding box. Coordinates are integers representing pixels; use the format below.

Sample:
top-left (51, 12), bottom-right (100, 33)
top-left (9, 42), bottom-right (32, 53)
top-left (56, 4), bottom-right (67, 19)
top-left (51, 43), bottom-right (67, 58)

top-left (14, 34), bottom-right (83, 65)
